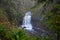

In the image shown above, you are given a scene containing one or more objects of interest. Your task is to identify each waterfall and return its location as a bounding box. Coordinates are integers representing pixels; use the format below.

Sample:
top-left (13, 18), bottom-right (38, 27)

top-left (21, 11), bottom-right (33, 31)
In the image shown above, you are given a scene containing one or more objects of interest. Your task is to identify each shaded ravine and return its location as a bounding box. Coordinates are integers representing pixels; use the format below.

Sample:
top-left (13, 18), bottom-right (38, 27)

top-left (23, 18), bottom-right (56, 40)
top-left (21, 17), bottom-right (57, 40)
top-left (30, 19), bottom-right (57, 40)
top-left (21, 11), bottom-right (57, 40)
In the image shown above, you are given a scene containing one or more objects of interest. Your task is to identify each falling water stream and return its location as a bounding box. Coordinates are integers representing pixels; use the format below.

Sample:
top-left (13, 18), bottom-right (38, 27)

top-left (21, 11), bottom-right (33, 31)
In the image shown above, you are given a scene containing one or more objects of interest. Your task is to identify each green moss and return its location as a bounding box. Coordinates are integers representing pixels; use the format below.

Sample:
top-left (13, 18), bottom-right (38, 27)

top-left (30, 2), bottom-right (46, 11)
top-left (0, 24), bottom-right (41, 40)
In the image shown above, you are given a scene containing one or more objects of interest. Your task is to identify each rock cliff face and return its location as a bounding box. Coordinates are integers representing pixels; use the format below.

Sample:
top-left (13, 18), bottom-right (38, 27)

top-left (0, 0), bottom-right (57, 26)
top-left (19, 0), bottom-right (37, 13)
top-left (0, 0), bottom-right (38, 27)
top-left (20, 0), bottom-right (37, 8)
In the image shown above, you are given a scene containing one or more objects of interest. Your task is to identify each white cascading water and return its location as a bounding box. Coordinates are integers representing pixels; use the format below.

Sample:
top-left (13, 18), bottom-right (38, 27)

top-left (21, 11), bottom-right (33, 31)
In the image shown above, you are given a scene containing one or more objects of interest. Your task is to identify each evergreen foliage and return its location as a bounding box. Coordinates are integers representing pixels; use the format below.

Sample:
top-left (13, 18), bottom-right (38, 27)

top-left (0, 24), bottom-right (40, 40)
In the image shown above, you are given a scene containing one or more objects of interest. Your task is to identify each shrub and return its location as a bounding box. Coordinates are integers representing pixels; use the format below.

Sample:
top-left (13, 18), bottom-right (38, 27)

top-left (0, 24), bottom-right (40, 40)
